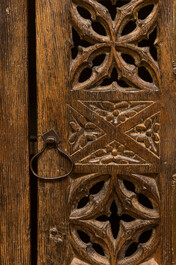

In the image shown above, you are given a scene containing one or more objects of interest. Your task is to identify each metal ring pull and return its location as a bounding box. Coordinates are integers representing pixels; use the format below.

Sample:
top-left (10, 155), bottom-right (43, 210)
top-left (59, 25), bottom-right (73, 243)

top-left (30, 129), bottom-right (74, 180)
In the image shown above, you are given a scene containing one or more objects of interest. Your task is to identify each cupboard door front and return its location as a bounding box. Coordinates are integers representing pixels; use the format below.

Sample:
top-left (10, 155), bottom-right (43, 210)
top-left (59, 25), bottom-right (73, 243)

top-left (36, 0), bottom-right (175, 264)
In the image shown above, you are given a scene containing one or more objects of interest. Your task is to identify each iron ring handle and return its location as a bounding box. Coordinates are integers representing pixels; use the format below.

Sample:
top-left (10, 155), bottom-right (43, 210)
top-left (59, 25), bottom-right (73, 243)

top-left (30, 129), bottom-right (74, 180)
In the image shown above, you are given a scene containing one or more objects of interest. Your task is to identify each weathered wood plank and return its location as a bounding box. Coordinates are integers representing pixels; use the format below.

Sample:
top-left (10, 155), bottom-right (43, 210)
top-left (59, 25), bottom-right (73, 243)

top-left (36, 0), bottom-right (72, 264)
top-left (159, 0), bottom-right (176, 264)
top-left (0, 0), bottom-right (30, 264)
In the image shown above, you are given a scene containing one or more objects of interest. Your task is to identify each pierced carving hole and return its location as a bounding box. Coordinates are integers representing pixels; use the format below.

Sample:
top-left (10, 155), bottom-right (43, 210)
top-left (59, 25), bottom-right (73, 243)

top-left (124, 229), bottom-right (153, 257)
top-left (92, 243), bottom-right (105, 256)
top-left (117, 79), bottom-right (129, 88)
top-left (123, 180), bottom-right (135, 192)
top-left (138, 5), bottom-right (154, 20)
top-left (101, 67), bottom-right (117, 86)
top-left (138, 193), bottom-right (153, 209)
top-left (77, 197), bottom-right (89, 209)
top-left (92, 21), bottom-right (106, 36)
top-left (96, 200), bottom-right (135, 239)
top-left (121, 53), bottom-right (135, 65)
top-left (99, 0), bottom-right (131, 20)
top-left (138, 28), bottom-right (157, 61)
top-left (138, 66), bottom-right (153, 83)
top-left (90, 181), bottom-right (104, 194)
top-left (77, 181), bottom-right (105, 209)
top-left (100, 67), bottom-right (130, 88)
top-left (96, 215), bottom-right (108, 222)
top-left (77, 230), bottom-right (90, 243)
top-left (71, 28), bottom-right (92, 59)
top-left (71, 47), bottom-right (78, 60)
top-left (110, 201), bottom-right (119, 239)
top-left (77, 6), bottom-right (91, 20)
top-left (121, 20), bottom-right (136, 36)
top-left (77, 230), bottom-right (105, 256)
top-left (93, 54), bottom-right (106, 66)
top-left (125, 242), bottom-right (138, 257)
top-left (123, 180), bottom-right (153, 209)
top-left (79, 68), bottom-right (92, 83)
top-left (139, 229), bottom-right (153, 243)
top-left (149, 28), bottom-right (157, 61)
top-left (114, 0), bottom-right (131, 8)
top-left (121, 214), bottom-right (135, 222)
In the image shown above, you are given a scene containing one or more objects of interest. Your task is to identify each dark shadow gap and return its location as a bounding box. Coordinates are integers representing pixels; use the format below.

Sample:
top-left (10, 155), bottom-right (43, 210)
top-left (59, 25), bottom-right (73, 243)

top-left (28, 0), bottom-right (38, 264)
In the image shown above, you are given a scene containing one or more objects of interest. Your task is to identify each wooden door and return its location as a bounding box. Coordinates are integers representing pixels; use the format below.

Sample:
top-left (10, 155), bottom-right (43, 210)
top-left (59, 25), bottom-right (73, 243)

top-left (2, 0), bottom-right (176, 264)
top-left (35, 0), bottom-right (176, 264)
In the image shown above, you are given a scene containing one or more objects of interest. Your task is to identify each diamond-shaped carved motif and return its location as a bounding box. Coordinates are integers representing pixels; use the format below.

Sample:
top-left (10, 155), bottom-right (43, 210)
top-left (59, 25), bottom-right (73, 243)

top-left (69, 101), bottom-right (160, 166)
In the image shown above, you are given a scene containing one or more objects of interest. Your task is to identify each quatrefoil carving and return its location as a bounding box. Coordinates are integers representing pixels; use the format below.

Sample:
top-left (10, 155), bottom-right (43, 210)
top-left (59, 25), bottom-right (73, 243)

top-left (70, 0), bottom-right (160, 91)
top-left (69, 173), bottom-right (160, 265)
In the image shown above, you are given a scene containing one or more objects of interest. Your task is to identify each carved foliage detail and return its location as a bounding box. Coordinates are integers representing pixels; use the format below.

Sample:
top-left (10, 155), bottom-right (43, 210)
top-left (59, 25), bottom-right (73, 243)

top-left (70, 258), bottom-right (159, 265)
top-left (84, 101), bottom-right (152, 127)
top-left (80, 141), bottom-right (147, 164)
top-left (69, 106), bottom-right (104, 154)
top-left (126, 112), bottom-right (160, 156)
top-left (71, 0), bottom-right (160, 91)
top-left (69, 173), bottom-right (160, 265)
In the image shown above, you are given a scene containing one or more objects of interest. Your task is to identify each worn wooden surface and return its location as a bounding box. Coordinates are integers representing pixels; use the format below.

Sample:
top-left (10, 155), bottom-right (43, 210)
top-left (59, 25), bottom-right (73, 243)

top-left (36, 0), bottom-right (176, 264)
top-left (159, 1), bottom-right (176, 264)
top-left (0, 0), bottom-right (30, 264)
top-left (36, 0), bottom-right (72, 264)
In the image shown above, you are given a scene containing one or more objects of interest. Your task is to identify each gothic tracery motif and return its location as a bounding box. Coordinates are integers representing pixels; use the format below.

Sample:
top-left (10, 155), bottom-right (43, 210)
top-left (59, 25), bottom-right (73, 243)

top-left (70, 0), bottom-right (160, 91)
top-left (69, 173), bottom-right (160, 265)
top-left (69, 0), bottom-right (161, 264)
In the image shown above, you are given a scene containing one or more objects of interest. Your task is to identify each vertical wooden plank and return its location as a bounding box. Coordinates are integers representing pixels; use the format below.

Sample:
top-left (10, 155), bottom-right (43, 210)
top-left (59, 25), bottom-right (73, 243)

top-left (172, 1), bottom-right (176, 263)
top-left (159, 0), bottom-right (176, 264)
top-left (0, 0), bottom-right (30, 264)
top-left (172, 175), bottom-right (176, 264)
top-left (173, 0), bottom-right (176, 74)
top-left (36, 0), bottom-right (71, 264)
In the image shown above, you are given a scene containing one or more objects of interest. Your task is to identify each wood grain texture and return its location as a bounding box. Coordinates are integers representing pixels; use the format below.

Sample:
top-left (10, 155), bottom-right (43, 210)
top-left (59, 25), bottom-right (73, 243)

top-left (0, 0), bottom-right (30, 264)
top-left (173, 0), bottom-right (176, 74)
top-left (158, 0), bottom-right (176, 264)
top-left (36, 0), bottom-right (72, 264)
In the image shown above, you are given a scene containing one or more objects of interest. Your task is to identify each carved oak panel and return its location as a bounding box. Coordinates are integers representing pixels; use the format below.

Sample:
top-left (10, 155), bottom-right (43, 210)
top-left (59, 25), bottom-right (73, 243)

top-left (69, 173), bottom-right (160, 265)
top-left (68, 0), bottom-right (161, 264)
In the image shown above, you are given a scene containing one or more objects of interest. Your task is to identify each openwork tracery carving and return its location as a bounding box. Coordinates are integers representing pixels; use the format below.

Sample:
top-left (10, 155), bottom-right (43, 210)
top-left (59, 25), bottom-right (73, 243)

top-left (69, 173), bottom-right (160, 265)
top-left (70, 0), bottom-right (160, 91)
top-left (69, 0), bottom-right (161, 264)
